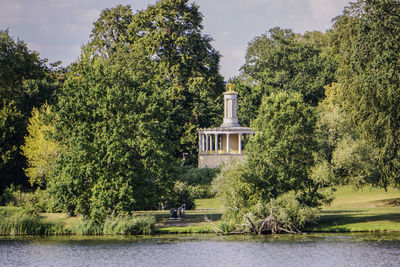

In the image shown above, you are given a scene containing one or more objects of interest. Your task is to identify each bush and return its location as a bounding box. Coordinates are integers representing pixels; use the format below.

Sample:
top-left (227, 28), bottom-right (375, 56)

top-left (166, 181), bottom-right (195, 210)
top-left (2, 186), bottom-right (55, 213)
top-left (187, 184), bottom-right (213, 199)
top-left (175, 166), bottom-right (218, 199)
top-left (176, 166), bottom-right (218, 185)
top-left (2, 185), bottom-right (25, 206)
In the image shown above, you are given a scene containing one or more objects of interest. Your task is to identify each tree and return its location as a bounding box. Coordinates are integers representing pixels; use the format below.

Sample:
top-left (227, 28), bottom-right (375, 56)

top-left (0, 101), bottom-right (25, 189)
top-left (88, 1), bottom-right (225, 164)
top-left (89, 5), bottom-right (133, 58)
top-left (213, 92), bottom-right (331, 234)
top-left (239, 27), bottom-right (336, 107)
top-left (21, 103), bottom-right (60, 187)
top-left (49, 0), bottom-right (225, 220)
top-left (49, 51), bottom-right (176, 220)
top-left (332, 0), bottom-right (400, 188)
top-left (0, 30), bottom-right (56, 192)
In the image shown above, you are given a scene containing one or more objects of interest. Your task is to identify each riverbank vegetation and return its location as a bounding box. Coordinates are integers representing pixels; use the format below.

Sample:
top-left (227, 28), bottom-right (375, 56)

top-left (1, 0), bottom-right (400, 235)
top-left (1, 185), bottom-right (399, 235)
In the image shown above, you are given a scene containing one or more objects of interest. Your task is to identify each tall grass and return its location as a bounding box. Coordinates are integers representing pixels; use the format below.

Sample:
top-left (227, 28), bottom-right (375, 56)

top-left (0, 206), bottom-right (66, 235)
top-left (0, 207), bottom-right (155, 235)
top-left (73, 215), bottom-right (156, 235)
top-left (73, 219), bottom-right (103, 235)
top-left (103, 216), bottom-right (156, 235)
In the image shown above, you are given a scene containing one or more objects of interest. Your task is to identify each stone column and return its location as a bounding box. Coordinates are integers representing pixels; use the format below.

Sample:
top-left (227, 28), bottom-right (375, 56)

top-left (215, 134), bottom-right (218, 155)
top-left (202, 134), bottom-right (205, 153)
top-left (199, 133), bottom-right (202, 154)
top-left (206, 134), bottom-right (209, 154)
top-left (209, 134), bottom-right (213, 154)
top-left (239, 134), bottom-right (242, 154)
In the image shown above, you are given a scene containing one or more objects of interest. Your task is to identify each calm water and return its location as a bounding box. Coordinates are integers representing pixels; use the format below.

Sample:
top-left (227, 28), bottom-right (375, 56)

top-left (1, 233), bottom-right (400, 267)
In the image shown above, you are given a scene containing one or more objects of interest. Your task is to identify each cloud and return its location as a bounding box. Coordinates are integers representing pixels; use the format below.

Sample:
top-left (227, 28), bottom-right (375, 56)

top-left (0, 2), bottom-right (23, 24)
top-left (308, 0), bottom-right (349, 21)
top-left (26, 41), bottom-right (41, 52)
top-left (84, 9), bottom-right (101, 23)
top-left (0, 0), bottom-right (350, 79)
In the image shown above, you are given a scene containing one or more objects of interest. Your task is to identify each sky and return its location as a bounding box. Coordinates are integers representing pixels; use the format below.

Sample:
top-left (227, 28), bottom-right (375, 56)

top-left (0, 0), bottom-right (350, 80)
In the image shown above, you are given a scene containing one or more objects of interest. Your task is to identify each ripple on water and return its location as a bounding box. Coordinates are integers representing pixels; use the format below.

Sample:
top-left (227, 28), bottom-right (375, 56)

top-left (1, 234), bottom-right (400, 267)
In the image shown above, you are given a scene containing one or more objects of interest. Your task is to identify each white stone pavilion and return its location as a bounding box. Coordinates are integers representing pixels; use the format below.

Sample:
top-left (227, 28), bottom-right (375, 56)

top-left (198, 85), bottom-right (254, 168)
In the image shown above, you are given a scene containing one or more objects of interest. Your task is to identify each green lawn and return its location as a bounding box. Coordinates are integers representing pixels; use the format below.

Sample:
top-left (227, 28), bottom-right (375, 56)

top-left (132, 200), bottom-right (224, 233)
top-left (308, 186), bottom-right (400, 232)
top-left (32, 186), bottom-right (400, 234)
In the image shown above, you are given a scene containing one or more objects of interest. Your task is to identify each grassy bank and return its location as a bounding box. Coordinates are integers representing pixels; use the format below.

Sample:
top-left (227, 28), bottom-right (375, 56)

top-left (0, 207), bottom-right (66, 235)
top-left (307, 186), bottom-right (400, 232)
top-left (0, 207), bottom-right (156, 236)
top-left (153, 186), bottom-right (400, 234)
top-left (1, 185), bottom-right (399, 235)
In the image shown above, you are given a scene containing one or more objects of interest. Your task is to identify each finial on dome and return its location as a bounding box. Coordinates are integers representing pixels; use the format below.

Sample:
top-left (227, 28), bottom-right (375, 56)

top-left (226, 83), bottom-right (235, 92)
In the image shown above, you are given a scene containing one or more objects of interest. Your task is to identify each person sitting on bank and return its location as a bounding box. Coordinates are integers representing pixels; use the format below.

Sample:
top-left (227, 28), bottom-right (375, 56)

top-left (170, 208), bottom-right (178, 218)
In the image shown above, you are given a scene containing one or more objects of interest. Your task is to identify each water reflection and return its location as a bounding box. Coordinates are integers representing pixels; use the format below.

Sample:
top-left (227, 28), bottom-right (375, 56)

top-left (1, 234), bottom-right (400, 267)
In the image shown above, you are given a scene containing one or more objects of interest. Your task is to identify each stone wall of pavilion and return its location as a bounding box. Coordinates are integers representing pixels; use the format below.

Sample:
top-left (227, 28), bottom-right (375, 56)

top-left (198, 154), bottom-right (246, 168)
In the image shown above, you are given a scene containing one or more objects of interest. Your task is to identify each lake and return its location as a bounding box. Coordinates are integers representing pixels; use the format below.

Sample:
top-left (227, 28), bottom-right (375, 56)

top-left (1, 233), bottom-right (400, 266)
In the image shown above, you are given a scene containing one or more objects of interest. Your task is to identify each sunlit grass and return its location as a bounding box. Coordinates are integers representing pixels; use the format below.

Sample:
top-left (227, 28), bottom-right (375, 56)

top-left (4, 185), bottom-right (398, 235)
top-left (195, 198), bottom-right (224, 210)
top-left (308, 185), bottom-right (400, 232)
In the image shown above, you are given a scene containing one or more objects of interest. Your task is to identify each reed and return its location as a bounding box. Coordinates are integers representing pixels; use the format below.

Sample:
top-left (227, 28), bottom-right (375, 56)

top-left (0, 206), bottom-right (66, 235)
top-left (103, 215), bottom-right (156, 235)
top-left (72, 215), bottom-right (156, 235)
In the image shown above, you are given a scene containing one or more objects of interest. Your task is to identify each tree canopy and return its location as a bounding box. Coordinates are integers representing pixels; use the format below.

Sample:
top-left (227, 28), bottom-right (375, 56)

top-left (0, 30), bottom-right (56, 192)
top-left (87, 1), bottom-right (225, 164)
top-left (49, 0), bottom-right (225, 221)
top-left (213, 92), bottom-right (332, 233)
top-left (329, 0), bottom-right (400, 188)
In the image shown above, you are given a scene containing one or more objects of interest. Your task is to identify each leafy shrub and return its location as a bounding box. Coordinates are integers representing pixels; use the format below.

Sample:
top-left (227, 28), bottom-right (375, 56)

top-left (2, 185), bottom-right (25, 206)
top-left (176, 166), bottom-right (219, 185)
top-left (2, 186), bottom-right (55, 213)
top-left (166, 181), bottom-right (195, 210)
top-left (187, 184), bottom-right (213, 199)
top-left (175, 166), bottom-right (219, 199)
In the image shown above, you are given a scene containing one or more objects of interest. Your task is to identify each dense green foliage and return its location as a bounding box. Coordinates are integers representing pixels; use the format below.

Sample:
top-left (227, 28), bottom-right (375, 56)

top-left (2, 185), bottom-right (55, 214)
top-left (48, 0), bottom-right (224, 221)
top-left (0, 30), bottom-right (49, 191)
top-left (232, 28), bottom-right (336, 126)
top-left (329, 0), bottom-right (400, 188)
top-left (2, 0), bottom-right (400, 233)
top-left (50, 56), bottom-right (174, 220)
top-left (175, 166), bottom-right (218, 198)
top-left (21, 103), bottom-right (60, 187)
top-left (213, 92), bottom-right (331, 233)
top-left (88, 1), bottom-right (225, 164)
top-left (0, 29), bottom-right (60, 194)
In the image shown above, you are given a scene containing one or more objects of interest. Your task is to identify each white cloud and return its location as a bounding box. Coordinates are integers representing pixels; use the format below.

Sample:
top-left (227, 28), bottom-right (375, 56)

top-left (64, 24), bottom-right (80, 34)
top-left (0, 2), bottom-right (23, 24)
top-left (0, 0), bottom-right (351, 79)
top-left (308, 0), bottom-right (349, 21)
top-left (26, 41), bottom-right (41, 52)
top-left (80, 9), bottom-right (100, 23)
